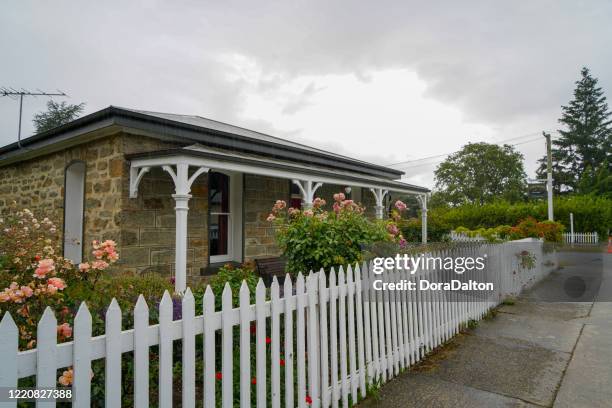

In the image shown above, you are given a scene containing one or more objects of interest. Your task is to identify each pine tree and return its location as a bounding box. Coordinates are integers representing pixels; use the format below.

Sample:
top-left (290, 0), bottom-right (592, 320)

top-left (32, 100), bottom-right (85, 134)
top-left (537, 67), bottom-right (612, 193)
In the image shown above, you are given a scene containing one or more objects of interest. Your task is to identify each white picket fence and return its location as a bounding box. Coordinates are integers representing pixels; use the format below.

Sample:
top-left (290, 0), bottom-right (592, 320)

top-left (563, 232), bottom-right (599, 244)
top-left (449, 231), bottom-right (486, 242)
top-left (0, 242), bottom-right (554, 408)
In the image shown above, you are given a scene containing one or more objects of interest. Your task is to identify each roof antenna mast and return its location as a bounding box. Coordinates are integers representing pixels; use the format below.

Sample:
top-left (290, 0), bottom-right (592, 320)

top-left (0, 87), bottom-right (67, 149)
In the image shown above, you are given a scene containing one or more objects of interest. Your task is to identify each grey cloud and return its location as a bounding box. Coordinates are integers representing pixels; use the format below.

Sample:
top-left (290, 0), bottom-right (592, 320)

top-left (1, 0), bottom-right (611, 174)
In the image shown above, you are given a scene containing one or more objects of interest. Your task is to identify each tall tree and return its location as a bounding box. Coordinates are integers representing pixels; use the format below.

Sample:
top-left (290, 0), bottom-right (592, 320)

top-left (32, 100), bottom-right (85, 133)
top-left (536, 67), bottom-right (612, 193)
top-left (433, 142), bottom-right (527, 206)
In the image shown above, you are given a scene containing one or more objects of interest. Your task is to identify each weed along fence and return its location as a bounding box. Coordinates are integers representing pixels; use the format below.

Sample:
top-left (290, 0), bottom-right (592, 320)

top-left (563, 232), bottom-right (599, 244)
top-left (0, 241), bottom-right (556, 408)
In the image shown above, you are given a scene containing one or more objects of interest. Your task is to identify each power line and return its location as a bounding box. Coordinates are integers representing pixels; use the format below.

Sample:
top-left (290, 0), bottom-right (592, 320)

top-left (0, 87), bottom-right (67, 148)
top-left (386, 131), bottom-right (544, 167)
top-left (392, 135), bottom-right (556, 170)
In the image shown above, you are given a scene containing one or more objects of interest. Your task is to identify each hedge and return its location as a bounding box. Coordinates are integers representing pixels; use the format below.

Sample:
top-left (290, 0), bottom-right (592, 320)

top-left (429, 195), bottom-right (611, 239)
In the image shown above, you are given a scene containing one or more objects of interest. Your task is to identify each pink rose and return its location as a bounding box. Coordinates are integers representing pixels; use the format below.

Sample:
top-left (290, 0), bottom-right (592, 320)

top-left (57, 323), bottom-right (72, 339)
top-left (394, 200), bottom-right (407, 211)
top-left (91, 260), bottom-right (109, 270)
top-left (313, 197), bottom-right (326, 208)
top-left (266, 214), bottom-right (276, 222)
top-left (303, 210), bottom-right (314, 217)
top-left (79, 263), bottom-right (90, 272)
top-left (273, 200), bottom-right (287, 210)
top-left (33, 258), bottom-right (55, 279)
top-left (48, 277), bottom-right (66, 290)
top-left (333, 193), bottom-right (345, 202)
top-left (387, 224), bottom-right (399, 235)
top-left (20, 286), bottom-right (33, 298)
top-left (58, 368), bottom-right (73, 386)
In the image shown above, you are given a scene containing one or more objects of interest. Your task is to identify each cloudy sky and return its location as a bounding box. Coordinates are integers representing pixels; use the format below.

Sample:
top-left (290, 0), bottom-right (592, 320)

top-left (1, 1), bottom-right (611, 188)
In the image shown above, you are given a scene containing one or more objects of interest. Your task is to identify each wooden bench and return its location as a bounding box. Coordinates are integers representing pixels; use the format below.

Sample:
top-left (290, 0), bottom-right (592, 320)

top-left (254, 257), bottom-right (287, 285)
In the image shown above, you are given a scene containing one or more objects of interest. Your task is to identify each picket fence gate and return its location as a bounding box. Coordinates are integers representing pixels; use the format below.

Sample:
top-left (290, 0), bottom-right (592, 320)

top-left (0, 243), bottom-right (546, 408)
top-left (563, 232), bottom-right (599, 244)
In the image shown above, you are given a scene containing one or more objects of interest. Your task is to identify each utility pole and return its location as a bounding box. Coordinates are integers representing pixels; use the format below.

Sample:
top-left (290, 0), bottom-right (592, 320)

top-left (544, 131), bottom-right (554, 221)
top-left (570, 212), bottom-right (574, 244)
top-left (0, 87), bottom-right (67, 148)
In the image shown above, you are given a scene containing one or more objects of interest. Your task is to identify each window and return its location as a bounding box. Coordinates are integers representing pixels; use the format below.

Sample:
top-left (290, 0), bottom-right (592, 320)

top-left (209, 172), bottom-right (230, 259)
top-left (209, 172), bottom-right (243, 263)
top-left (290, 181), bottom-right (302, 209)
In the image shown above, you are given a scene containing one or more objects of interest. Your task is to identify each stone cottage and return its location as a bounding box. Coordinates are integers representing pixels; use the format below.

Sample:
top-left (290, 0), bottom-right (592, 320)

top-left (0, 106), bottom-right (429, 291)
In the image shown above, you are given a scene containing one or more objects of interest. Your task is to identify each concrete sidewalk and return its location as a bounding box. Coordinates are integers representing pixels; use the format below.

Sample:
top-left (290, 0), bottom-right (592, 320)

top-left (358, 249), bottom-right (609, 408)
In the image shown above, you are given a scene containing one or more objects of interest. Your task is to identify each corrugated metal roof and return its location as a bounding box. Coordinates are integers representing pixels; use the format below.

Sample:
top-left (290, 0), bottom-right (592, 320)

top-left (121, 107), bottom-right (383, 168)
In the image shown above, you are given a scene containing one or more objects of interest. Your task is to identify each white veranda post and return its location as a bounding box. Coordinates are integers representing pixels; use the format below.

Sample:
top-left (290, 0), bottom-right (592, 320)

top-left (369, 188), bottom-right (388, 219)
top-left (417, 194), bottom-right (428, 243)
top-left (130, 161), bottom-right (208, 293)
top-left (292, 179), bottom-right (323, 209)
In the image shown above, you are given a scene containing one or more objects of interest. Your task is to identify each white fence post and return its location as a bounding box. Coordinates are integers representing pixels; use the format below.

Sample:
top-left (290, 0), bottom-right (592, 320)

top-left (134, 295), bottom-right (149, 408)
top-left (203, 287), bottom-right (216, 408)
top-left (271, 277), bottom-right (282, 408)
top-left (73, 302), bottom-right (92, 408)
top-left (36, 307), bottom-right (57, 408)
top-left (255, 279), bottom-right (267, 408)
top-left (0, 313), bottom-right (18, 408)
top-left (158, 291), bottom-right (173, 408)
top-left (105, 299), bottom-right (122, 407)
top-left (182, 289), bottom-right (196, 408)
top-left (283, 275), bottom-right (295, 408)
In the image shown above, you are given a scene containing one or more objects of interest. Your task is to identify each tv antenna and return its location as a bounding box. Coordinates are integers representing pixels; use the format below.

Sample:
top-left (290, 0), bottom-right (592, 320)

top-left (1, 87), bottom-right (67, 149)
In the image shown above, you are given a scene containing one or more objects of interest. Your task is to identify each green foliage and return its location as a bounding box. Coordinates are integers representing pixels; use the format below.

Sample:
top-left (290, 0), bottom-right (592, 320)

top-left (269, 196), bottom-right (406, 274)
top-left (433, 142), bottom-right (527, 206)
top-left (430, 195), bottom-right (610, 239)
top-left (400, 217), bottom-right (451, 243)
top-left (32, 100), bottom-right (85, 133)
top-left (207, 262), bottom-right (259, 307)
top-left (452, 218), bottom-right (564, 243)
top-left (536, 67), bottom-right (612, 193)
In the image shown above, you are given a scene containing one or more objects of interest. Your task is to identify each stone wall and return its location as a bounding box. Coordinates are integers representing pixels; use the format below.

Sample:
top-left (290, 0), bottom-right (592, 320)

top-left (243, 174), bottom-right (290, 259)
top-left (0, 135), bottom-right (125, 256)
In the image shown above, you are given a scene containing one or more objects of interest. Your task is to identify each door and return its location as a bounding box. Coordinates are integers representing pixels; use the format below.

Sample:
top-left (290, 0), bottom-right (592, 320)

top-left (63, 161), bottom-right (86, 264)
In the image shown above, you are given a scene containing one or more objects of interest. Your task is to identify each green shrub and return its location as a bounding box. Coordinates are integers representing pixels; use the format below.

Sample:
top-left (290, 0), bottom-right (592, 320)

top-left (453, 217), bottom-right (565, 243)
top-left (207, 262), bottom-right (259, 307)
top-left (400, 216), bottom-right (452, 242)
top-left (430, 195), bottom-right (610, 239)
top-left (268, 195), bottom-right (406, 274)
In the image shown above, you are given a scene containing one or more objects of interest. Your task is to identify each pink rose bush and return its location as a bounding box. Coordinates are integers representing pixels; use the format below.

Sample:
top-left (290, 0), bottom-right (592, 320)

top-left (267, 193), bottom-right (407, 273)
top-left (0, 204), bottom-right (119, 351)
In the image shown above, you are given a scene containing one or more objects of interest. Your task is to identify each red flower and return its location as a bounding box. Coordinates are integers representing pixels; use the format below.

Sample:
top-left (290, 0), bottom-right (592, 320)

top-left (251, 377), bottom-right (257, 385)
top-left (280, 358), bottom-right (285, 367)
top-left (306, 395), bottom-right (313, 405)
top-left (265, 337), bottom-right (271, 344)
top-left (215, 372), bottom-right (222, 381)
top-left (34, 255), bottom-right (41, 261)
